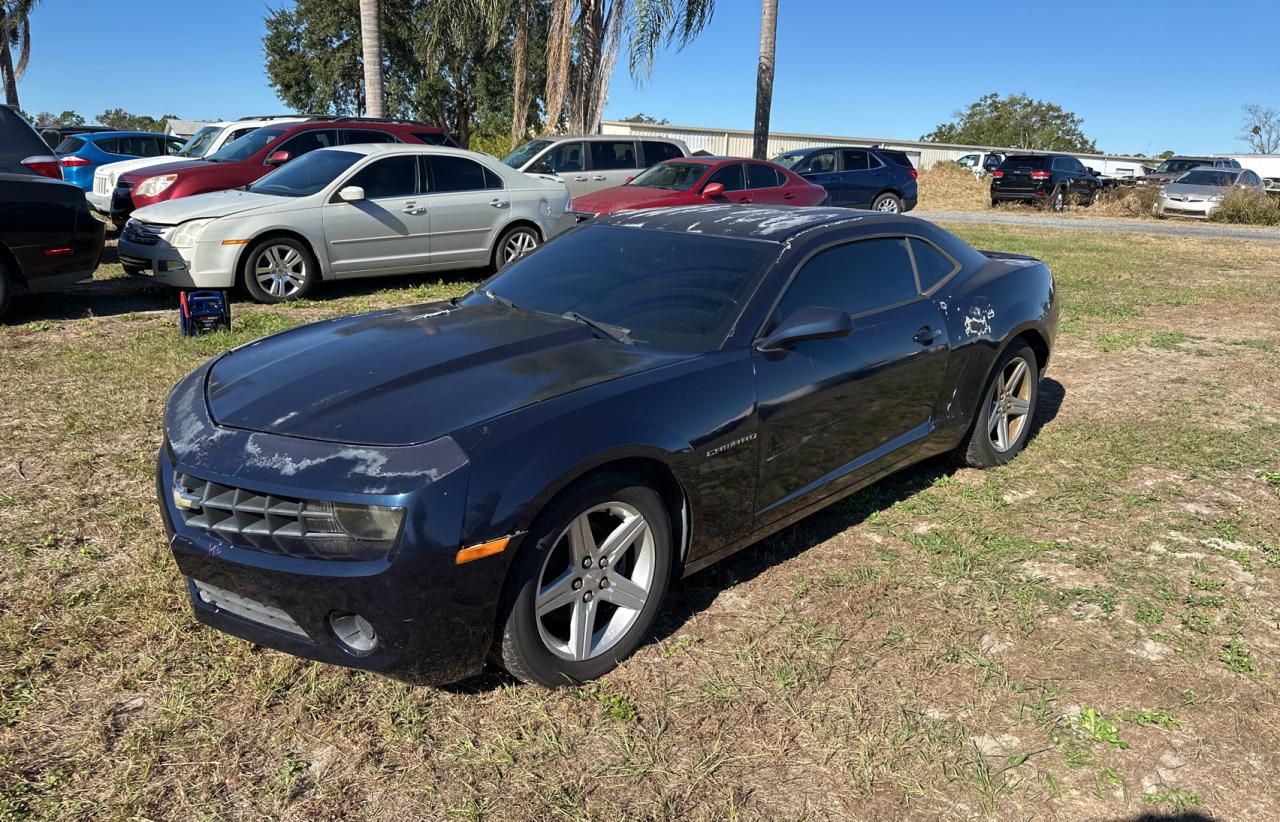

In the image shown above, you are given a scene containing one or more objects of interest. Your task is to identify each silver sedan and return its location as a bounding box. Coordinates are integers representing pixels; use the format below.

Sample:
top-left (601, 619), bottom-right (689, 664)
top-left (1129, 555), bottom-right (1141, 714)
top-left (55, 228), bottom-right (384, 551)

top-left (116, 144), bottom-right (575, 302)
top-left (1153, 167), bottom-right (1267, 219)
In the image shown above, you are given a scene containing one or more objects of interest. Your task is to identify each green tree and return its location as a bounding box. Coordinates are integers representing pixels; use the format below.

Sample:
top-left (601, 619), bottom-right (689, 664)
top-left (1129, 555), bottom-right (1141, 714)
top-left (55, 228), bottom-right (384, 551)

top-left (620, 112), bottom-right (668, 124)
top-left (0, 0), bottom-right (37, 108)
top-left (96, 108), bottom-right (178, 133)
top-left (32, 109), bottom-right (82, 127)
top-left (923, 92), bottom-right (1099, 153)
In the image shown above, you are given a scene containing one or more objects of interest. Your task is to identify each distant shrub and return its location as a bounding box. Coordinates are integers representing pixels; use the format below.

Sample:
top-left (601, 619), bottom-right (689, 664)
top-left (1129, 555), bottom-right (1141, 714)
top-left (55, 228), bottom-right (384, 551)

top-left (917, 161), bottom-right (989, 212)
top-left (1092, 185), bottom-right (1160, 218)
top-left (1209, 189), bottom-right (1280, 226)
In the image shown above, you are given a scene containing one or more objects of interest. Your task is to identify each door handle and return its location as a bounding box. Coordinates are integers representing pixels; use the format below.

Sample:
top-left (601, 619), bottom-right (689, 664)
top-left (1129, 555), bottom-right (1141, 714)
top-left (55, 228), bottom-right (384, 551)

top-left (573, 176), bottom-right (588, 182)
top-left (488, 198), bottom-right (509, 209)
top-left (591, 175), bottom-right (607, 181)
top-left (913, 326), bottom-right (941, 345)
top-left (401, 206), bottom-right (426, 215)
top-left (783, 191), bottom-right (795, 200)
top-left (735, 196), bottom-right (751, 204)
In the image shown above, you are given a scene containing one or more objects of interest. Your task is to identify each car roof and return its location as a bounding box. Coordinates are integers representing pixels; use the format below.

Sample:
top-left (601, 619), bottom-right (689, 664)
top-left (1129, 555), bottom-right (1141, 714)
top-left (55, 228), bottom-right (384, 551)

top-left (534, 134), bottom-right (682, 142)
top-left (313, 143), bottom-right (490, 160)
top-left (591, 204), bottom-right (917, 242)
top-left (81, 130), bottom-right (173, 140)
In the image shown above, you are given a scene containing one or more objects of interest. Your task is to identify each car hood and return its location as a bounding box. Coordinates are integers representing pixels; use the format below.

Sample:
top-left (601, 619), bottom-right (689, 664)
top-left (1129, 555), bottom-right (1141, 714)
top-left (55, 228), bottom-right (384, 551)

top-left (573, 185), bottom-right (697, 215)
top-left (119, 158), bottom-right (213, 183)
top-left (205, 302), bottom-right (687, 446)
top-left (1163, 183), bottom-right (1228, 198)
top-left (133, 189), bottom-right (286, 224)
top-left (96, 155), bottom-right (193, 182)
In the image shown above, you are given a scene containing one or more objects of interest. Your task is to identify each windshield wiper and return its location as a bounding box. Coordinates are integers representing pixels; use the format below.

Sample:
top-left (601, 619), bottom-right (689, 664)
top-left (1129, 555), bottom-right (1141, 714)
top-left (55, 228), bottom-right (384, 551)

top-left (479, 289), bottom-right (517, 309)
top-left (562, 311), bottom-right (633, 345)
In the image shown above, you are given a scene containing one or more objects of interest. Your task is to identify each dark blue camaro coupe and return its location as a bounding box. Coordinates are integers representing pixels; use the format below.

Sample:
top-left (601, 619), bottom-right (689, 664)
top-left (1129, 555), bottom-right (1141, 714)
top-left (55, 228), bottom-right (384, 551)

top-left (158, 204), bottom-right (1058, 687)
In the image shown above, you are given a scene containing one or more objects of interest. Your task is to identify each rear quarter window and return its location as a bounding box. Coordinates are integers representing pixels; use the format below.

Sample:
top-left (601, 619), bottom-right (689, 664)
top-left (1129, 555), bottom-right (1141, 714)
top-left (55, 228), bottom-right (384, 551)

top-left (909, 239), bottom-right (957, 292)
top-left (877, 150), bottom-right (915, 168)
top-left (641, 140), bottom-right (684, 165)
top-left (55, 136), bottom-right (86, 153)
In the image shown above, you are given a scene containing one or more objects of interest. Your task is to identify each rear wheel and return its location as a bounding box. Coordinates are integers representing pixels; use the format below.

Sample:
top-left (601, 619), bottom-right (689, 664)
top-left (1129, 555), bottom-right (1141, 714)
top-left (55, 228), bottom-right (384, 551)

top-left (241, 237), bottom-right (317, 303)
top-left (491, 224), bottom-right (540, 272)
top-left (495, 472), bottom-right (673, 687)
top-left (959, 340), bottom-right (1039, 468)
top-left (1045, 186), bottom-right (1066, 212)
top-left (871, 192), bottom-right (902, 213)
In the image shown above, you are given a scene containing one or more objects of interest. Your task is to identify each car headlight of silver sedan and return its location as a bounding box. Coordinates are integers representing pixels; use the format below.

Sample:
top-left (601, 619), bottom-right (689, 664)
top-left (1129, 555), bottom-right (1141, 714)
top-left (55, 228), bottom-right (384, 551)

top-left (167, 218), bottom-right (217, 249)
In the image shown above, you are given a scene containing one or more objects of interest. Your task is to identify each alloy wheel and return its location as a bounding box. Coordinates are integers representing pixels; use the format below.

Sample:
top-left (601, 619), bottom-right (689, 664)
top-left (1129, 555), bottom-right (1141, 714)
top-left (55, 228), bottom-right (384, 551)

top-left (988, 355), bottom-right (1033, 452)
top-left (502, 230), bottom-right (539, 263)
top-left (1050, 190), bottom-right (1064, 212)
top-left (254, 244), bottom-right (307, 299)
top-left (875, 196), bottom-right (900, 213)
top-left (535, 502), bottom-right (656, 661)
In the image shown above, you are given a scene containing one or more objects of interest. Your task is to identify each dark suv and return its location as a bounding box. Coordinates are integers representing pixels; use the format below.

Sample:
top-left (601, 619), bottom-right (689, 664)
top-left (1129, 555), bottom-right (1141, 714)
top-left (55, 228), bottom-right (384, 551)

top-left (771, 145), bottom-right (918, 212)
top-left (990, 154), bottom-right (1101, 211)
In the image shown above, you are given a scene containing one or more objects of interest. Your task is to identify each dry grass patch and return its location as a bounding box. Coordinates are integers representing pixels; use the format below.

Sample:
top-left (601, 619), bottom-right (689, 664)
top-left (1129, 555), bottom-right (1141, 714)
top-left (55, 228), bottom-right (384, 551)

top-left (917, 161), bottom-right (990, 211)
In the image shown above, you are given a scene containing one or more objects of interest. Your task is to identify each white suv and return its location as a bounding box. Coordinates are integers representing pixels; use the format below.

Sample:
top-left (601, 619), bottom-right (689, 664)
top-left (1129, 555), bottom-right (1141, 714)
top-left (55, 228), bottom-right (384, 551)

top-left (87, 116), bottom-right (307, 216)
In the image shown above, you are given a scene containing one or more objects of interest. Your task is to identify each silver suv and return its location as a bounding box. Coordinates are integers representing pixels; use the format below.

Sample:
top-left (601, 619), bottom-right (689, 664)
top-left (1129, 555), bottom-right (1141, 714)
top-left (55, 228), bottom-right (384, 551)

top-left (502, 135), bottom-right (690, 197)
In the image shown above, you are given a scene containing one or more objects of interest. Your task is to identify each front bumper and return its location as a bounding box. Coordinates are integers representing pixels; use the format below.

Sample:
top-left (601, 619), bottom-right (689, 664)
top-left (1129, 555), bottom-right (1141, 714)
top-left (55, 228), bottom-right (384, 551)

top-left (117, 232), bottom-right (239, 288)
top-left (86, 190), bottom-right (112, 215)
top-left (158, 364), bottom-right (506, 684)
top-left (1153, 197), bottom-right (1216, 219)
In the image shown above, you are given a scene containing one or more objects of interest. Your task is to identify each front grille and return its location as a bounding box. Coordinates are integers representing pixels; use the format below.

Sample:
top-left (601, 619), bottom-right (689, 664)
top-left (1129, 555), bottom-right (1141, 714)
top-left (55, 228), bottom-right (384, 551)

top-left (122, 220), bottom-right (164, 246)
top-left (93, 174), bottom-right (111, 196)
top-left (173, 472), bottom-right (391, 561)
top-left (192, 579), bottom-right (308, 638)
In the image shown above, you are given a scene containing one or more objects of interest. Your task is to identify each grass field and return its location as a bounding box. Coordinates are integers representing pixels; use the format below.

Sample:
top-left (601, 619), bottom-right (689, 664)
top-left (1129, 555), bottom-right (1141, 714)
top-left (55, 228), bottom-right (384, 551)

top-left (2, 227), bottom-right (1279, 820)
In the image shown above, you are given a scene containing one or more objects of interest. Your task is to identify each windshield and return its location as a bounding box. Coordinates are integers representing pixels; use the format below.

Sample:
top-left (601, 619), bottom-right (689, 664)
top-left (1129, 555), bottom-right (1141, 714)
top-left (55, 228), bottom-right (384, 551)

top-left (208, 126), bottom-right (286, 163)
top-left (248, 149), bottom-right (362, 197)
top-left (461, 225), bottom-right (773, 353)
top-left (771, 153), bottom-right (805, 170)
top-left (1156, 159), bottom-right (1207, 175)
top-left (178, 126), bottom-right (222, 158)
top-left (502, 139), bottom-right (552, 169)
top-left (1175, 169), bottom-right (1237, 187)
top-left (627, 161), bottom-right (707, 191)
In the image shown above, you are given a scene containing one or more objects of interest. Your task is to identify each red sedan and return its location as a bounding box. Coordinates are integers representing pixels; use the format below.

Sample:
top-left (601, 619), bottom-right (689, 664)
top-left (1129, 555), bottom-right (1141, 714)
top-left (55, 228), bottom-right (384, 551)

top-left (571, 156), bottom-right (828, 217)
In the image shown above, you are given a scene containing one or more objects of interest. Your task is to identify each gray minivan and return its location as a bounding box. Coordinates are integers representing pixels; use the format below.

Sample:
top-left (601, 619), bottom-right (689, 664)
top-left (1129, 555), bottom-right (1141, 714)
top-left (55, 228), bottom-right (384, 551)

top-left (502, 135), bottom-right (690, 197)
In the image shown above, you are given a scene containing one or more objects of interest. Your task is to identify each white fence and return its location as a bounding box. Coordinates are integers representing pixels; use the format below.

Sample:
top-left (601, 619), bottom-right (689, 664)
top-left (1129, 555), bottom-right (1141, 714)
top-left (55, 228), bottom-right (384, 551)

top-left (600, 120), bottom-right (1152, 178)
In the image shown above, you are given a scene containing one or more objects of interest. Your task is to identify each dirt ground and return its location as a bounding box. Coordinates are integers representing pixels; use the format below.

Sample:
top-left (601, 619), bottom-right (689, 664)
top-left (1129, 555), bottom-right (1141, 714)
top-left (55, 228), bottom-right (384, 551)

top-left (1, 226), bottom-right (1279, 820)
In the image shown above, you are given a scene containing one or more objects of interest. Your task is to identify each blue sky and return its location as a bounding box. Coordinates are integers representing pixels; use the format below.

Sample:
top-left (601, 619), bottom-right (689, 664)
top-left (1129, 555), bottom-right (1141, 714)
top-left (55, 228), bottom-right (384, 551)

top-left (16, 0), bottom-right (1279, 155)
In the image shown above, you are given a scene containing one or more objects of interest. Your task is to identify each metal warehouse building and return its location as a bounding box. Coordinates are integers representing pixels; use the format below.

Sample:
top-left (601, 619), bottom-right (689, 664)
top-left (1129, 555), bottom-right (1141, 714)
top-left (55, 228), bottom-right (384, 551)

top-left (600, 120), bottom-right (1152, 178)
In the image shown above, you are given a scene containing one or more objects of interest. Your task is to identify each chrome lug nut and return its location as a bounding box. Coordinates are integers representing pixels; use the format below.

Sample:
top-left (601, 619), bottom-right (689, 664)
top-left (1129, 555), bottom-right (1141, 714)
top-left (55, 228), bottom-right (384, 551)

top-left (572, 578), bottom-right (583, 590)
top-left (583, 591), bottom-right (594, 602)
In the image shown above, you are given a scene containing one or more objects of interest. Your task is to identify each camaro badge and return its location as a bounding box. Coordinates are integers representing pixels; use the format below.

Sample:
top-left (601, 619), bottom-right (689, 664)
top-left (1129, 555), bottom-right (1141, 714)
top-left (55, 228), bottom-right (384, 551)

top-left (706, 432), bottom-right (758, 458)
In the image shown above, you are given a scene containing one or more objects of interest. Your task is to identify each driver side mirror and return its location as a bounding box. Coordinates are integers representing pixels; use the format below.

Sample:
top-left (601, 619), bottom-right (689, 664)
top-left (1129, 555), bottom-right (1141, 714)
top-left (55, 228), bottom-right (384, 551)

top-left (701, 182), bottom-right (725, 198)
top-left (528, 159), bottom-right (552, 174)
top-left (338, 185), bottom-right (365, 203)
top-left (757, 306), bottom-right (854, 351)
top-left (266, 150), bottom-right (292, 166)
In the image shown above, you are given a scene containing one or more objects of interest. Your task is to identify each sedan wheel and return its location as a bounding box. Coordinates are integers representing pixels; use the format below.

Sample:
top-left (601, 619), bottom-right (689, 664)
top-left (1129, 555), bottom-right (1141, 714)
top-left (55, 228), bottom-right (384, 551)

top-left (987, 357), bottom-right (1032, 452)
top-left (535, 502), bottom-right (656, 662)
top-left (960, 340), bottom-right (1039, 468)
top-left (496, 473), bottom-right (672, 687)
top-left (242, 238), bottom-right (317, 303)
top-left (493, 225), bottom-right (540, 271)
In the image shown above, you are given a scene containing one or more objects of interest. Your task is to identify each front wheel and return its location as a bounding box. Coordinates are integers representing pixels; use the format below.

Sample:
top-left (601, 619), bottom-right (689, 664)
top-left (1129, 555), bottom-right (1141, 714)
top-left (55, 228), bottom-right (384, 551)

top-left (1045, 187), bottom-right (1066, 213)
top-left (871, 193), bottom-right (902, 213)
top-left (495, 473), bottom-right (673, 687)
top-left (492, 224), bottom-right (540, 272)
top-left (959, 340), bottom-right (1039, 468)
top-left (241, 237), bottom-right (317, 303)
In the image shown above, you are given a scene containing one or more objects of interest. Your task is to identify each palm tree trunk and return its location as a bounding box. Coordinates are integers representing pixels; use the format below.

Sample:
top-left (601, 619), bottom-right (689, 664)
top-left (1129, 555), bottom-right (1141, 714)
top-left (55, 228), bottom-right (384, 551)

top-left (543, 0), bottom-right (574, 132)
top-left (510, 0), bottom-right (530, 145)
top-left (752, 0), bottom-right (777, 160)
top-left (0, 6), bottom-right (18, 108)
top-left (359, 0), bottom-right (384, 118)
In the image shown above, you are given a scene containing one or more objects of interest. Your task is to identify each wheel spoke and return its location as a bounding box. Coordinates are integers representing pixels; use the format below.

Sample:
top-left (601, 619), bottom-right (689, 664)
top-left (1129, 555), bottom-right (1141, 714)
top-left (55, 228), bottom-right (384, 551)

top-left (988, 403), bottom-right (1002, 435)
top-left (567, 514), bottom-right (596, 566)
top-left (1007, 396), bottom-right (1031, 415)
top-left (1006, 360), bottom-right (1028, 395)
top-left (997, 415), bottom-right (1010, 450)
top-left (536, 569), bottom-right (578, 616)
top-left (598, 514), bottom-right (646, 566)
top-left (282, 249), bottom-right (301, 267)
top-left (601, 574), bottom-right (647, 611)
top-left (568, 598), bottom-right (598, 659)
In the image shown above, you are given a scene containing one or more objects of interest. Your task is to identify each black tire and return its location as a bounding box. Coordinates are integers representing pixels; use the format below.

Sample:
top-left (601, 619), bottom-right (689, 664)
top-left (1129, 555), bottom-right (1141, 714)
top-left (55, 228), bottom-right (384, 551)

top-left (0, 261), bottom-right (12, 321)
top-left (491, 224), bottom-right (541, 272)
top-left (1044, 186), bottom-right (1066, 213)
top-left (871, 192), bottom-right (903, 213)
top-left (1084, 187), bottom-right (1100, 207)
top-left (495, 472), bottom-right (673, 687)
top-left (240, 236), bottom-right (317, 304)
top-left (121, 264), bottom-right (144, 276)
top-left (959, 340), bottom-right (1039, 468)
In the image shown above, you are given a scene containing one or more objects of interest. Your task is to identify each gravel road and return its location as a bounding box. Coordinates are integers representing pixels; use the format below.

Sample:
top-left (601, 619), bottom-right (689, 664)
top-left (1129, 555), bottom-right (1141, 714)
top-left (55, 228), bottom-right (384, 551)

top-left (914, 209), bottom-right (1280, 243)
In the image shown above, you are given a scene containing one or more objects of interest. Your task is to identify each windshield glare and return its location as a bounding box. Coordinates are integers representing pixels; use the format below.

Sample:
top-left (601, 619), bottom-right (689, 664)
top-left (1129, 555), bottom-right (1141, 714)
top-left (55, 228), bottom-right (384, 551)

top-left (1176, 169), bottom-right (1236, 187)
top-left (627, 161), bottom-right (707, 191)
top-left (179, 126), bottom-right (221, 158)
top-left (502, 139), bottom-right (552, 169)
top-left (248, 149), bottom-right (362, 197)
top-left (462, 224), bottom-right (771, 353)
top-left (209, 126), bottom-right (286, 163)
top-left (1156, 159), bottom-right (1206, 174)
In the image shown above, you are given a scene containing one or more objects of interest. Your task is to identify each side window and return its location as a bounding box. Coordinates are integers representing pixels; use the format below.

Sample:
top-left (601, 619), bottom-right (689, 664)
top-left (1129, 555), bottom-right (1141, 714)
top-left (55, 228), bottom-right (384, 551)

top-left (342, 129), bottom-right (397, 145)
top-left (803, 151), bottom-right (836, 173)
top-left (775, 237), bottom-right (918, 323)
top-left (345, 155), bottom-right (418, 199)
top-left (1071, 158), bottom-right (1087, 173)
top-left (279, 129), bottom-right (339, 159)
top-left (428, 155), bottom-right (492, 193)
top-left (956, 154), bottom-right (977, 168)
top-left (984, 154), bottom-right (1003, 170)
top-left (165, 138), bottom-right (185, 155)
top-left (705, 163), bottom-right (745, 192)
top-left (96, 138), bottom-right (120, 154)
top-left (840, 150), bottom-right (869, 171)
top-left (909, 238), bottom-right (957, 293)
top-left (228, 128), bottom-right (256, 142)
top-left (539, 141), bottom-right (584, 173)
top-left (482, 166), bottom-right (504, 189)
top-left (640, 140), bottom-right (683, 165)
top-left (589, 140), bottom-right (638, 170)
top-left (411, 131), bottom-right (450, 145)
top-left (745, 162), bottom-right (782, 189)
top-left (1050, 158), bottom-right (1063, 171)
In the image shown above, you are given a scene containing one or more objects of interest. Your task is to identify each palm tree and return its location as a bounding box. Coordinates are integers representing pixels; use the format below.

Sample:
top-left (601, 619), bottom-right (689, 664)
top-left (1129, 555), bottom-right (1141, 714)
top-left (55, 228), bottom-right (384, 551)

top-left (0, 0), bottom-right (36, 109)
top-left (752, 0), bottom-right (777, 160)
top-left (358, 0), bottom-right (384, 117)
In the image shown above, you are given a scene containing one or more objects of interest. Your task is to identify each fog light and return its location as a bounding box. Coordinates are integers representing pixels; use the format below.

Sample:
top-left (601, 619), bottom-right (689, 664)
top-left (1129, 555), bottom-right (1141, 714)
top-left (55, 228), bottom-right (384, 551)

top-left (329, 612), bottom-right (378, 655)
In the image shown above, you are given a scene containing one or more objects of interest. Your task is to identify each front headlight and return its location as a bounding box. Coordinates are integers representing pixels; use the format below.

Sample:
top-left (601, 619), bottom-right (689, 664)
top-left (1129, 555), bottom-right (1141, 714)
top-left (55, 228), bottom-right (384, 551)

top-left (136, 174), bottom-right (177, 198)
top-left (1158, 190), bottom-right (1169, 199)
top-left (1209, 194), bottom-right (1225, 202)
top-left (167, 218), bottom-right (216, 248)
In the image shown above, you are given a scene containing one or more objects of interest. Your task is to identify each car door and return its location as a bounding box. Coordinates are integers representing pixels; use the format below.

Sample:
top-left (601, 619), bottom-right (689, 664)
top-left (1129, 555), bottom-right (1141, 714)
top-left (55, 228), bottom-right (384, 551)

top-left (529, 141), bottom-right (589, 196)
top-left (744, 162), bottom-right (795, 205)
top-left (422, 153), bottom-right (507, 267)
top-left (704, 163), bottom-right (749, 203)
top-left (321, 153), bottom-right (429, 277)
top-left (751, 236), bottom-right (951, 526)
top-left (798, 150), bottom-right (840, 202)
top-left (587, 140), bottom-right (641, 193)
top-left (839, 149), bottom-right (883, 207)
